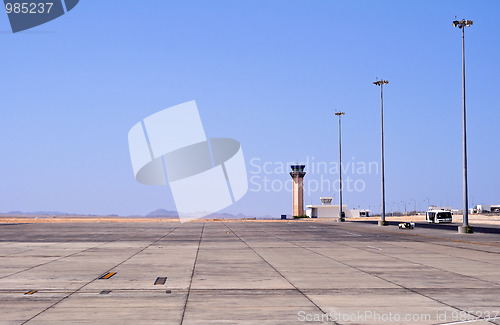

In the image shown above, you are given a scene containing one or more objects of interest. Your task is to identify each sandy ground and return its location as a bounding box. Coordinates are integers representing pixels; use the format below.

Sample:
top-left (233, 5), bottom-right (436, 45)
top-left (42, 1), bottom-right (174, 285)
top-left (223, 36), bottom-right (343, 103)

top-left (0, 215), bottom-right (275, 223)
top-left (0, 216), bottom-right (179, 223)
top-left (1, 214), bottom-right (500, 225)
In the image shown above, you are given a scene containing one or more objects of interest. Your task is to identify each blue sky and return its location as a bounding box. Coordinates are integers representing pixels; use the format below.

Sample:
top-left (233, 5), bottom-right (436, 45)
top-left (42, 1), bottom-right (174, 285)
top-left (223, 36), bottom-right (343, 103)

top-left (0, 0), bottom-right (498, 216)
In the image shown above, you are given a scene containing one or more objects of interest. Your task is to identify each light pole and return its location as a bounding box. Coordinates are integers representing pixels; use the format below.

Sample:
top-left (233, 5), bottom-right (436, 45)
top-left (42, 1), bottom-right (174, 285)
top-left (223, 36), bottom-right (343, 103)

top-left (453, 19), bottom-right (473, 234)
top-left (335, 111), bottom-right (345, 222)
top-left (373, 79), bottom-right (389, 226)
top-left (393, 201), bottom-right (400, 215)
top-left (410, 198), bottom-right (416, 214)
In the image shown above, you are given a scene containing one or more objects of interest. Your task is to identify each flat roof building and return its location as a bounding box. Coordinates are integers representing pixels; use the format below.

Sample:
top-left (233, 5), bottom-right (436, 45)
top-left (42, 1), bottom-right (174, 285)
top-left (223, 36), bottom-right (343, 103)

top-left (306, 197), bottom-right (367, 218)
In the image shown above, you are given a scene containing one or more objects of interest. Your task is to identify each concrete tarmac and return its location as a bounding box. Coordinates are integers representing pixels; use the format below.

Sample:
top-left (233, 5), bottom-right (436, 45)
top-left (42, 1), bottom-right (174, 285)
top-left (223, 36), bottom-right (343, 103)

top-left (1, 220), bottom-right (500, 324)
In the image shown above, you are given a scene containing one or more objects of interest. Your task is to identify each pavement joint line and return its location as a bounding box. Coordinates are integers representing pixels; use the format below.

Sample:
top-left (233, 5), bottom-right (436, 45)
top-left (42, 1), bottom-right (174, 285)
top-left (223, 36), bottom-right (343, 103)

top-left (348, 240), bottom-right (500, 287)
top-left (386, 237), bottom-right (500, 268)
top-left (180, 223), bottom-right (205, 325)
top-left (5, 222), bottom-right (499, 323)
top-left (222, 222), bottom-right (336, 324)
top-left (321, 226), bottom-right (500, 325)
top-left (253, 223), bottom-right (484, 322)
top-left (0, 227), bottom-right (151, 280)
top-left (0, 287), bottom-right (494, 295)
top-left (314, 225), bottom-right (500, 287)
top-left (0, 241), bottom-right (114, 280)
top-left (1, 242), bottom-right (62, 258)
top-left (389, 230), bottom-right (500, 248)
top-left (20, 225), bottom-right (180, 325)
top-left (353, 219), bottom-right (500, 234)
top-left (343, 221), bottom-right (500, 248)
top-left (186, 288), bottom-right (300, 293)
top-left (362, 224), bottom-right (500, 256)
top-left (302, 221), bottom-right (500, 270)
top-left (319, 221), bottom-right (500, 254)
top-left (7, 289), bottom-right (178, 294)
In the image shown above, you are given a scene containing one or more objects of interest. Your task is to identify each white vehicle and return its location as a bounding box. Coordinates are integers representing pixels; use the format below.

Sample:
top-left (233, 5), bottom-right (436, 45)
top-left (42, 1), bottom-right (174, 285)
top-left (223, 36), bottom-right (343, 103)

top-left (426, 210), bottom-right (453, 223)
top-left (399, 222), bottom-right (415, 229)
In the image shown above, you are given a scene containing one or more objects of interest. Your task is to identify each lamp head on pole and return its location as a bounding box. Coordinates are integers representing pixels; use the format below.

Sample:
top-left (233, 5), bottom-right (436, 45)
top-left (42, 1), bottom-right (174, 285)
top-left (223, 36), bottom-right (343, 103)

top-left (373, 79), bottom-right (389, 86)
top-left (334, 111), bottom-right (345, 116)
top-left (452, 19), bottom-right (473, 28)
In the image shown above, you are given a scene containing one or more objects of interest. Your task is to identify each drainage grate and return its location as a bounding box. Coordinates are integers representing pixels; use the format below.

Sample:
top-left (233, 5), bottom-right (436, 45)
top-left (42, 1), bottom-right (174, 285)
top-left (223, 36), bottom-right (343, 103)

top-left (24, 290), bottom-right (37, 295)
top-left (154, 277), bottom-right (167, 285)
top-left (99, 272), bottom-right (116, 280)
top-left (100, 290), bottom-right (112, 294)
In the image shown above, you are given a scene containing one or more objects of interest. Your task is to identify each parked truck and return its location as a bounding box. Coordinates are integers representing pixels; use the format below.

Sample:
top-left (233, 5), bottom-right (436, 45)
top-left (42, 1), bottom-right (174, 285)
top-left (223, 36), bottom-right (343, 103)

top-left (472, 204), bottom-right (500, 213)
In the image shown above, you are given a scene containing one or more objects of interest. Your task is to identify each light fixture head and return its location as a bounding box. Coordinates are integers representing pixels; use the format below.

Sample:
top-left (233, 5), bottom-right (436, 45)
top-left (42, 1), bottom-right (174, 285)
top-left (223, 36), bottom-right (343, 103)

top-left (373, 79), bottom-right (389, 86)
top-left (452, 19), bottom-right (473, 28)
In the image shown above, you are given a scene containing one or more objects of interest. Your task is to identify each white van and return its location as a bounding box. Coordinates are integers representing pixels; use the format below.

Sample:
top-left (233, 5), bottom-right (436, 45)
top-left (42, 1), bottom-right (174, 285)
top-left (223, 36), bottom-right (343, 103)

top-left (426, 210), bottom-right (453, 223)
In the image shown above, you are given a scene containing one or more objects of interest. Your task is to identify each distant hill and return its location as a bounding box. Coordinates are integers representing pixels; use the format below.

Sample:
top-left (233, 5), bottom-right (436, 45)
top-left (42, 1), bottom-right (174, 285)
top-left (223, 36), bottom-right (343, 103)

top-left (2, 211), bottom-right (69, 216)
top-left (206, 212), bottom-right (241, 219)
top-left (146, 209), bottom-right (179, 218)
top-left (0, 209), bottom-right (276, 220)
top-left (145, 209), bottom-right (263, 220)
top-left (204, 212), bottom-right (261, 220)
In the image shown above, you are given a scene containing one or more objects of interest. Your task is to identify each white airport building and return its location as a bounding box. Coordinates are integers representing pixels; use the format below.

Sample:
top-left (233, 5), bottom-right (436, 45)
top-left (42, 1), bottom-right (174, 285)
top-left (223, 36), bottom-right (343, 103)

top-left (471, 204), bottom-right (500, 213)
top-left (305, 197), bottom-right (369, 218)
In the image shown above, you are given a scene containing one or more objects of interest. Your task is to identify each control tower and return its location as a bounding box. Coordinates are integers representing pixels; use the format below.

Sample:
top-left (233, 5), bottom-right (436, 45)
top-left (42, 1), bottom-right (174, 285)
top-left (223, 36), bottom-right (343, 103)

top-left (290, 164), bottom-right (306, 216)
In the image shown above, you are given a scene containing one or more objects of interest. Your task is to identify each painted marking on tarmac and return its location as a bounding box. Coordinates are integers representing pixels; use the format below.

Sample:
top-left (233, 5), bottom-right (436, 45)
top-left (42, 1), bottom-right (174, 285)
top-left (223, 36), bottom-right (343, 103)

top-left (24, 290), bottom-right (37, 295)
top-left (154, 277), bottom-right (167, 285)
top-left (366, 245), bottom-right (382, 250)
top-left (344, 231), bottom-right (362, 237)
top-left (99, 272), bottom-right (116, 279)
